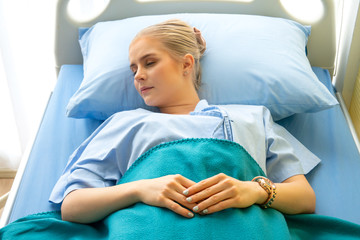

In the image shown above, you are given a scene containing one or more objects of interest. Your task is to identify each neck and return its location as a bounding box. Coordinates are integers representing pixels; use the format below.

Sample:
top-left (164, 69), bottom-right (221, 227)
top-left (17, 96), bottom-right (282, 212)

top-left (159, 96), bottom-right (200, 115)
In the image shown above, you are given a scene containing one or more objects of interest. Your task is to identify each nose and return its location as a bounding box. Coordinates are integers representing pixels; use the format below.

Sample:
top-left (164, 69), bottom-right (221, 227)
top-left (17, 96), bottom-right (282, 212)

top-left (134, 67), bottom-right (146, 82)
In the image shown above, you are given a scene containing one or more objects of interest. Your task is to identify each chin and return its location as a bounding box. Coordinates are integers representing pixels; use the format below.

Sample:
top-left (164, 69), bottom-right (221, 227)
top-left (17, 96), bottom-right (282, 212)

top-left (144, 98), bottom-right (167, 109)
top-left (143, 98), bottom-right (157, 107)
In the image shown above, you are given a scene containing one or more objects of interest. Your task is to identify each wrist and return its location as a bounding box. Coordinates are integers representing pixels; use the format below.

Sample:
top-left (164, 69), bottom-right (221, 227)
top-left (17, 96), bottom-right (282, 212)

top-left (253, 181), bottom-right (268, 205)
top-left (130, 180), bottom-right (145, 203)
top-left (114, 180), bottom-right (143, 204)
top-left (252, 176), bottom-right (277, 208)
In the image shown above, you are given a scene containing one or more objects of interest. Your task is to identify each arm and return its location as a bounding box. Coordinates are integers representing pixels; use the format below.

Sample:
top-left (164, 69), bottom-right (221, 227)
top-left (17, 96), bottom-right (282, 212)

top-left (182, 173), bottom-right (315, 215)
top-left (61, 181), bottom-right (140, 223)
top-left (61, 175), bottom-right (197, 223)
top-left (271, 174), bottom-right (316, 214)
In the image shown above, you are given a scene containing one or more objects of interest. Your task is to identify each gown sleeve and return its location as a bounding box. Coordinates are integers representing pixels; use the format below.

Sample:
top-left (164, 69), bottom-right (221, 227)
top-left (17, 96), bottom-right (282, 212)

top-left (263, 108), bottom-right (321, 183)
top-left (49, 111), bottom-right (139, 204)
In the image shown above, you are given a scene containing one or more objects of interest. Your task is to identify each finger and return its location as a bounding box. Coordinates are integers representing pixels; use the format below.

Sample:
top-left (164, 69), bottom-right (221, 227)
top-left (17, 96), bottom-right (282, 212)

top-left (184, 182), bottom-right (223, 203)
top-left (158, 177), bottom-right (197, 210)
top-left (167, 175), bottom-right (196, 200)
top-left (169, 174), bottom-right (196, 197)
top-left (165, 188), bottom-right (197, 210)
top-left (202, 199), bottom-right (234, 215)
top-left (192, 190), bottom-right (230, 213)
top-left (175, 174), bottom-right (196, 189)
top-left (183, 173), bottom-right (225, 196)
top-left (163, 198), bottom-right (195, 218)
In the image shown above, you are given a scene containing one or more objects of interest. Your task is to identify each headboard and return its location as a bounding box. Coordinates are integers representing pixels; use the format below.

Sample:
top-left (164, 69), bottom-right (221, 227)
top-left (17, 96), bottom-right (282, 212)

top-left (55, 0), bottom-right (336, 73)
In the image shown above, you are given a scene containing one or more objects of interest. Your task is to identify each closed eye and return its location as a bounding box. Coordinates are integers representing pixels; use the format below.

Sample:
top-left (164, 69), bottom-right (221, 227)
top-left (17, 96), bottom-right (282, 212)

top-left (146, 61), bottom-right (155, 67)
top-left (130, 56), bottom-right (157, 76)
top-left (130, 67), bottom-right (137, 76)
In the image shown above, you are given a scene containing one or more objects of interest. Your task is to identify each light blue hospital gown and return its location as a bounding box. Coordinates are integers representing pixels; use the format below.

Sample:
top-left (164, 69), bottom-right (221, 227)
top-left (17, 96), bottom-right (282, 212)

top-left (49, 100), bottom-right (320, 204)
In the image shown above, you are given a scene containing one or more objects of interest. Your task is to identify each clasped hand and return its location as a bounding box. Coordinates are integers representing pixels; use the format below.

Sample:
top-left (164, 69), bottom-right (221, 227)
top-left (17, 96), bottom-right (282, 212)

top-left (137, 173), bottom-right (261, 218)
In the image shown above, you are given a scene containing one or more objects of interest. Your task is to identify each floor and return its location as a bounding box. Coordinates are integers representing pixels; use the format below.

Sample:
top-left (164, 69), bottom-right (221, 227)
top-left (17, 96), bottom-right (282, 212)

top-left (0, 178), bottom-right (14, 219)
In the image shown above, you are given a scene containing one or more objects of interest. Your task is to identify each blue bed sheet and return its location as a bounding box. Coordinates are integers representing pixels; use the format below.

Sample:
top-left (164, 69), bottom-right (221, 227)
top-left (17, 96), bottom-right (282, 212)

top-left (7, 65), bottom-right (360, 225)
top-left (278, 68), bottom-right (360, 224)
top-left (8, 66), bottom-right (102, 222)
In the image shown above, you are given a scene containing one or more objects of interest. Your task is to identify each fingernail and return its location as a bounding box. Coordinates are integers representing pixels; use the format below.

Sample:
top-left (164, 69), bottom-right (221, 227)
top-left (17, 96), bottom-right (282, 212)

top-left (187, 212), bottom-right (194, 218)
top-left (186, 197), bottom-right (192, 202)
top-left (183, 189), bottom-right (189, 195)
top-left (193, 206), bottom-right (199, 212)
top-left (202, 209), bottom-right (208, 214)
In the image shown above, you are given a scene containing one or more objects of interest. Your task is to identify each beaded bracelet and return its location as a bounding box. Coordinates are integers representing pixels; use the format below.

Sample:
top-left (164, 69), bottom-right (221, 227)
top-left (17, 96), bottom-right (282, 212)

top-left (251, 176), bottom-right (277, 208)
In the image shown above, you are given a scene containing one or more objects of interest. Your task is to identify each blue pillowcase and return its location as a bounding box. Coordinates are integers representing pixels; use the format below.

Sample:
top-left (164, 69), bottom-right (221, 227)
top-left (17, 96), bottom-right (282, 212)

top-left (66, 13), bottom-right (338, 121)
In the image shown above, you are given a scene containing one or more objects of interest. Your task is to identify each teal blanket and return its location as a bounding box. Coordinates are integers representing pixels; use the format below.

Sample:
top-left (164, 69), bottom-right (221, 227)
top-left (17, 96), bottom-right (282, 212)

top-left (1, 138), bottom-right (360, 239)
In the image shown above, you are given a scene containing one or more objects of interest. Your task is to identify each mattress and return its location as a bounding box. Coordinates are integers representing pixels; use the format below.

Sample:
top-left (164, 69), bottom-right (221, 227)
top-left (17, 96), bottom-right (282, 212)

top-left (6, 65), bottom-right (360, 225)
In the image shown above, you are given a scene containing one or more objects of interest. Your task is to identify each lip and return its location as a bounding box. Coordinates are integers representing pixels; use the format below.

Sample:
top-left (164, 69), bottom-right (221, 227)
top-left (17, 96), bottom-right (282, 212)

top-left (140, 86), bottom-right (154, 94)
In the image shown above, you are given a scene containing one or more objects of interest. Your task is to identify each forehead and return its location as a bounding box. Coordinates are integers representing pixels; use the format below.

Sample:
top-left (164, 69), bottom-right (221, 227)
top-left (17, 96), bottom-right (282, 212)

top-left (129, 36), bottom-right (166, 61)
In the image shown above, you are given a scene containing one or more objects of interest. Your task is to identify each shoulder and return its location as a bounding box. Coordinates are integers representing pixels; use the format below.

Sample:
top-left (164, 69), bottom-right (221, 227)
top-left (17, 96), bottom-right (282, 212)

top-left (216, 104), bottom-right (271, 118)
top-left (215, 104), bottom-right (266, 111)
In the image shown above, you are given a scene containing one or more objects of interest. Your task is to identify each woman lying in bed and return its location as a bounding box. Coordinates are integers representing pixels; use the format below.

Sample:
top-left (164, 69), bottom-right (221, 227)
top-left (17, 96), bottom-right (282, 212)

top-left (49, 19), bottom-right (318, 225)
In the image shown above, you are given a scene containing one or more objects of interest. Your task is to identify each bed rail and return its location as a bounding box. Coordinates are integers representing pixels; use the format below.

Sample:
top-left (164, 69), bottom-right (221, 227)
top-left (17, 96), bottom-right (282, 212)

top-left (336, 92), bottom-right (360, 153)
top-left (0, 91), bottom-right (53, 228)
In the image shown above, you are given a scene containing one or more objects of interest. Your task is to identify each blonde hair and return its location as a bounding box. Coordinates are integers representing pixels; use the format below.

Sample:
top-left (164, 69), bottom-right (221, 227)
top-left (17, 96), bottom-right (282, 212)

top-left (132, 19), bottom-right (206, 90)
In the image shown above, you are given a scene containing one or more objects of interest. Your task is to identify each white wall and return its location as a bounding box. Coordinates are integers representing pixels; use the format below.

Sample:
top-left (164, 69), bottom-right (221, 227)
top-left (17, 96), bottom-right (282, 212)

top-left (0, 48), bottom-right (21, 170)
top-left (0, 0), bottom-right (57, 158)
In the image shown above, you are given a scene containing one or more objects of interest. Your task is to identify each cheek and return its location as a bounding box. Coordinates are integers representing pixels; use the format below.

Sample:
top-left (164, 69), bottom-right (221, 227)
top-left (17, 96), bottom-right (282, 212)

top-left (155, 66), bottom-right (178, 85)
top-left (133, 79), bottom-right (140, 92)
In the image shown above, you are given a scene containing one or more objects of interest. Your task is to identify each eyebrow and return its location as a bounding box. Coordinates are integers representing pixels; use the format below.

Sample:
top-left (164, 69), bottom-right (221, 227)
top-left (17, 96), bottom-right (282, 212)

top-left (130, 53), bottom-right (157, 69)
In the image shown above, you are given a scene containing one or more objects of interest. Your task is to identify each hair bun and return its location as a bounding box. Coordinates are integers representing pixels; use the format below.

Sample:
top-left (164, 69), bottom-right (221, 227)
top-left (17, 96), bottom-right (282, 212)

top-left (193, 27), bottom-right (206, 57)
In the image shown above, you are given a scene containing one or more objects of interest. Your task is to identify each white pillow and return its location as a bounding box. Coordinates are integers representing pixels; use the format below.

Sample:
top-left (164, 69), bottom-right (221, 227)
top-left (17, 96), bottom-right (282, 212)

top-left (66, 13), bottom-right (338, 120)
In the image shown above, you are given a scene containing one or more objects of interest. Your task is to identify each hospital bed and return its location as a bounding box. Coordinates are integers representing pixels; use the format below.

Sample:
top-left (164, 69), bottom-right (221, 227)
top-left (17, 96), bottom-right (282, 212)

top-left (1, 0), bottom-right (360, 232)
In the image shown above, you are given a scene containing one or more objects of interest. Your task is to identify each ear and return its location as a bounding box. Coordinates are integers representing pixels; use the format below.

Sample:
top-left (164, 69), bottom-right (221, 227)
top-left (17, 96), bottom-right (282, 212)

top-left (182, 54), bottom-right (195, 75)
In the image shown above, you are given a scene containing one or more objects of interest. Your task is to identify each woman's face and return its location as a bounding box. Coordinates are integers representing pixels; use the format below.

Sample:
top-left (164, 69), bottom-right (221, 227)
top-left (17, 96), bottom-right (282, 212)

top-left (129, 36), bottom-right (189, 109)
